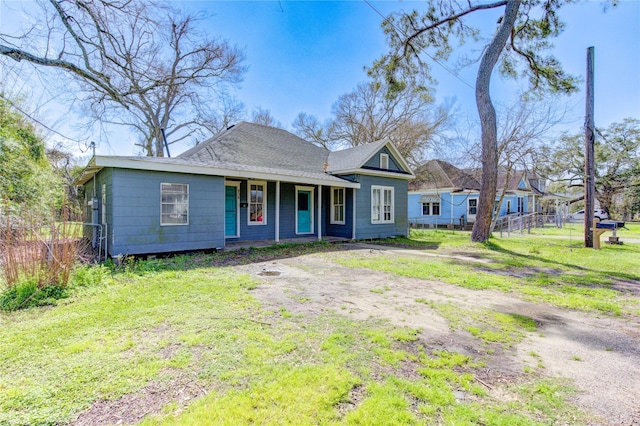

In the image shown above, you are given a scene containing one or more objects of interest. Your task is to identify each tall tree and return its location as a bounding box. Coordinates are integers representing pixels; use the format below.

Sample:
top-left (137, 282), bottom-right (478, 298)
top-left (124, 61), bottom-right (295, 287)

top-left (0, 0), bottom-right (246, 156)
top-left (369, 0), bottom-right (579, 241)
top-left (543, 118), bottom-right (640, 216)
top-left (293, 81), bottom-right (453, 167)
top-left (251, 107), bottom-right (283, 128)
top-left (0, 96), bottom-right (62, 212)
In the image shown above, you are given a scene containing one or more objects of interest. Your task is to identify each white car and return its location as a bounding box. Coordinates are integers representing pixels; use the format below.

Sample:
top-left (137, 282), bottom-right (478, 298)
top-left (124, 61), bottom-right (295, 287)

top-left (570, 209), bottom-right (609, 221)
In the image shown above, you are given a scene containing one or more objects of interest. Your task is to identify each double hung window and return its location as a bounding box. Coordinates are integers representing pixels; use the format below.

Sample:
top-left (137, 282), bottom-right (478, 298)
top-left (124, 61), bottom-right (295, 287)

top-left (161, 183), bottom-right (189, 225)
top-left (249, 181), bottom-right (266, 225)
top-left (371, 186), bottom-right (394, 224)
top-left (331, 187), bottom-right (345, 224)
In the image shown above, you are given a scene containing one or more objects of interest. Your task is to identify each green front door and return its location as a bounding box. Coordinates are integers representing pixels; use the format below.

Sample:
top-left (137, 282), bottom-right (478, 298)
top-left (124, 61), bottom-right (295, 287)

top-left (225, 185), bottom-right (238, 237)
top-left (297, 189), bottom-right (312, 234)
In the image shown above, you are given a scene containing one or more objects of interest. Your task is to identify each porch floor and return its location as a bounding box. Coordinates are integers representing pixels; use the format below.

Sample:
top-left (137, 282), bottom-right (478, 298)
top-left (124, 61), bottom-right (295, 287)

top-left (224, 236), bottom-right (350, 251)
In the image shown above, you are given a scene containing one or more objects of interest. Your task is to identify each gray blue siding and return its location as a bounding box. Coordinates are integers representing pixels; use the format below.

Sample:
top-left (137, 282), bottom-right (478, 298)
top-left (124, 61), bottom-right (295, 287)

top-left (324, 187), bottom-right (354, 239)
top-left (95, 168), bottom-right (225, 255)
top-left (342, 174), bottom-right (408, 239)
top-left (363, 147), bottom-right (403, 172)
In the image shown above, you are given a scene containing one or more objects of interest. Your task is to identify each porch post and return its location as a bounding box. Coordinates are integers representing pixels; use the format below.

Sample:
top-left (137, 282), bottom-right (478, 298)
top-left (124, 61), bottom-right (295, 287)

top-left (275, 181), bottom-right (280, 243)
top-left (352, 188), bottom-right (357, 240)
top-left (450, 193), bottom-right (454, 225)
top-left (317, 185), bottom-right (322, 241)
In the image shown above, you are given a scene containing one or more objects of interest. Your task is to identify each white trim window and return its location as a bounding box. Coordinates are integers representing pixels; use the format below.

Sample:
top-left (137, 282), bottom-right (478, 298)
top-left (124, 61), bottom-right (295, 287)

top-left (468, 198), bottom-right (478, 216)
top-left (517, 196), bottom-right (524, 213)
top-left (161, 183), bottom-right (189, 226)
top-left (248, 180), bottom-right (267, 225)
top-left (331, 187), bottom-right (345, 224)
top-left (371, 185), bottom-right (394, 224)
top-left (380, 153), bottom-right (389, 170)
top-left (422, 202), bottom-right (440, 216)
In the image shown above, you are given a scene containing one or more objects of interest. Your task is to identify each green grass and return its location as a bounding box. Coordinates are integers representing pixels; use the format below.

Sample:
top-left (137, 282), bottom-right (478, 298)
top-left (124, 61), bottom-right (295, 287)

top-left (526, 221), bottom-right (640, 239)
top-left (423, 301), bottom-right (538, 348)
top-left (339, 230), bottom-right (640, 316)
top-left (0, 242), bottom-right (595, 425)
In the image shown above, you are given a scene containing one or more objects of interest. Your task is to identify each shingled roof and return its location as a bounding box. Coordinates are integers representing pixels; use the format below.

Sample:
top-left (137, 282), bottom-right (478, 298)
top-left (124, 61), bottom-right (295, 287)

top-left (178, 122), bottom-right (329, 173)
top-left (410, 160), bottom-right (480, 191)
top-left (76, 121), bottom-right (412, 186)
top-left (326, 139), bottom-right (388, 173)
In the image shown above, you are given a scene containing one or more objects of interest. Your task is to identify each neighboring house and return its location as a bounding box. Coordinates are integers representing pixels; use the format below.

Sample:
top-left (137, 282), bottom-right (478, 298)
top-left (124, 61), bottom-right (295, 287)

top-left (408, 159), bottom-right (545, 227)
top-left (75, 122), bottom-right (414, 256)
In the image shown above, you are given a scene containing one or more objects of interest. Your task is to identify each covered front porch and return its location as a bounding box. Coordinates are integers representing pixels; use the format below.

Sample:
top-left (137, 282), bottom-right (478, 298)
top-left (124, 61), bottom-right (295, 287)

top-left (224, 236), bottom-right (351, 251)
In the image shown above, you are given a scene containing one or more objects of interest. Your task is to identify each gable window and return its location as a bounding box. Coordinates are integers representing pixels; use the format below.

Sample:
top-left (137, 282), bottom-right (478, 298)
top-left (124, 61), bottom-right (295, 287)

top-left (161, 183), bottom-right (188, 225)
top-left (380, 153), bottom-right (389, 170)
top-left (422, 202), bottom-right (440, 216)
top-left (371, 185), bottom-right (394, 224)
top-left (468, 198), bottom-right (478, 216)
top-left (249, 181), bottom-right (267, 225)
top-left (331, 187), bottom-right (345, 224)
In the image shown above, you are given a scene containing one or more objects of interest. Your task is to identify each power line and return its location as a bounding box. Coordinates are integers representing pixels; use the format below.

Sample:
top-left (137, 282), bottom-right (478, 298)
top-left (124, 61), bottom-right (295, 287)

top-left (0, 93), bottom-right (93, 152)
top-left (363, 0), bottom-right (475, 91)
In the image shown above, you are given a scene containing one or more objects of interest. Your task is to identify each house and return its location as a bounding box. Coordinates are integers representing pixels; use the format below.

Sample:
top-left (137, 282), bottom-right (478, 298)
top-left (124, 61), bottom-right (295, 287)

top-left (408, 159), bottom-right (544, 227)
top-left (75, 122), bottom-right (414, 256)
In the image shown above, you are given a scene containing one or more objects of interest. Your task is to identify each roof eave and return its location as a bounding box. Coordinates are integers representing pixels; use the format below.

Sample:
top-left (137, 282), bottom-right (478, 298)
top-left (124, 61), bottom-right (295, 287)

top-left (331, 168), bottom-right (415, 180)
top-left (74, 156), bottom-right (361, 188)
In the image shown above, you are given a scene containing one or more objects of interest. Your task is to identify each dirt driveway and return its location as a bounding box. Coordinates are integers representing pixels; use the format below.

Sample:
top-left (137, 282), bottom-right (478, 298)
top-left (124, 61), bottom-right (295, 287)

top-left (237, 243), bottom-right (640, 425)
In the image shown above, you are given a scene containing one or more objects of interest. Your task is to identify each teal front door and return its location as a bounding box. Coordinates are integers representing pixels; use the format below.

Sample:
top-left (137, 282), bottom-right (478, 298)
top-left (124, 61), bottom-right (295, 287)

top-left (225, 185), bottom-right (238, 237)
top-left (296, 189), bottom-right (313, 234)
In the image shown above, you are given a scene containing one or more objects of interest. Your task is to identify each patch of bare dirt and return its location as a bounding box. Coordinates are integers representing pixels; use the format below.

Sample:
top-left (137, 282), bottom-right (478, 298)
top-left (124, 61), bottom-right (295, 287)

top-left (240, 244), bottom-right (640, 425)
top-left (71, 375), bottom-right (208, 426)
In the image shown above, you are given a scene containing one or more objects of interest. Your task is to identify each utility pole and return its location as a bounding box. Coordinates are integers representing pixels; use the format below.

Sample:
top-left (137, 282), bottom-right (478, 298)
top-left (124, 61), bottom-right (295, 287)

top-left (584, 46), bottom-right (595, 248)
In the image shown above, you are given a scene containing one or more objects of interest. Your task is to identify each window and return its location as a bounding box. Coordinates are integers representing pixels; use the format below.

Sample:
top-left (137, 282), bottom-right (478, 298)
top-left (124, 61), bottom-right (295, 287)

top-left (161, 183), bottom-right (188, 225)
top-left (380, 153), bottom-right (389, 170)
top-left (249, 181), bottom-right (266, 225)
top-left (468, 198), bottom-right (477, 216)
top-left (331, 187), bottom-right (345, 224)
top-left (506, 200), bottom-right (512, 214)
top-left (517, 197), bottom-right (524, 213)
top-left (371, 186), bottom-right (394, 224)
top-left (421, 202), bottom-right (440, 216)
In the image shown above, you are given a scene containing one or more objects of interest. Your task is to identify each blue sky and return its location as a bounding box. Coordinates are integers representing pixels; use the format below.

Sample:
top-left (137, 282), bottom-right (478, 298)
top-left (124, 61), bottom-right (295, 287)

top-left (1, 1), bottom-right (639, 157)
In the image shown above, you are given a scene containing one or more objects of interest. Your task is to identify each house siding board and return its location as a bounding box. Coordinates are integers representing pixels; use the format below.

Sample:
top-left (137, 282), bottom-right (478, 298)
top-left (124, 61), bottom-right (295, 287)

top-left (352, 175), bottom-right (408, 239)
top-left (82, 167), bottom-right (114, 250)
top-left (325, 187), bottom-right (354, 238)
top-left (278, 182), bottom-right (299, 240)
top-left (362, 147), bottom-right (403, 172)
top-left (408, 192), bottom-right (454, 227)
top-left (107, 169), bottom-right (225, 255)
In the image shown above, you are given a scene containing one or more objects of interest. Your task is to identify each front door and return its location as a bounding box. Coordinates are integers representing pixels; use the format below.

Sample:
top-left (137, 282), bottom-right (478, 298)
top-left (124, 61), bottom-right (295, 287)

top-left (225, 184), bottom-right (239, 237)
top-left (296, 187), bottom-right (314, 234)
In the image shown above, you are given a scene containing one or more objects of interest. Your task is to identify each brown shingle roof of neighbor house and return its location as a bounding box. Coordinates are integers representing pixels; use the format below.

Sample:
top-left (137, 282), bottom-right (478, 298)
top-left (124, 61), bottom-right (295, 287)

top-left (496, 170), bottom-right (527, 192)
top-left (409, 159), bottom-right (480, 191)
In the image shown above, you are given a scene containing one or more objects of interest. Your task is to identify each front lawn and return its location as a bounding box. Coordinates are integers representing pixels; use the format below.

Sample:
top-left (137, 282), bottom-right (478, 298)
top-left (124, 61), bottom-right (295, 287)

top-left (2, 233), bottom-right (631, 424)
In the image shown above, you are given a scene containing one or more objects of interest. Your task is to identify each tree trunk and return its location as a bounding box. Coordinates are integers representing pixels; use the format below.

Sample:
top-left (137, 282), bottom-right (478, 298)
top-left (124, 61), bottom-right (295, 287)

top-left (471, 0), bottom-right (521, 242)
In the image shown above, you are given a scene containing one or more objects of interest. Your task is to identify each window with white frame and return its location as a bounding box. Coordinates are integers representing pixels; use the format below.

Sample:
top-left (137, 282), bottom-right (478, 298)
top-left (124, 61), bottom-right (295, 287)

top-left (371, 186), bottom-right (394, 224)
top-left (517, 196), bottom-right (524, 213)
top-left (380, 153), bottom-right (389, 170)
top-left (468, 198), bottom-right (478, 216)
top-left (331, 187), bottom-right (345, 224)
top-left (422, 202), bottom-right (440, 216)
top-left (249, 181), bottom-right (266, 225)
top-left (161, 183), bottom-right (189, 225)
